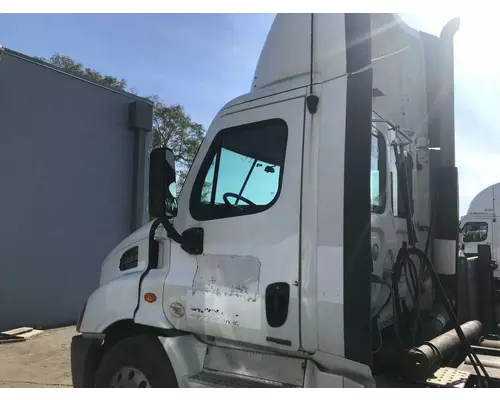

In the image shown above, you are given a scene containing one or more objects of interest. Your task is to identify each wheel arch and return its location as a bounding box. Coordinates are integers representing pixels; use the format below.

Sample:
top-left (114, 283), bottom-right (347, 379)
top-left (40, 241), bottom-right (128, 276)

top-left (78, 319), bottom-right (187, 387)
top-left (102, 320), bottom-right (208, 388)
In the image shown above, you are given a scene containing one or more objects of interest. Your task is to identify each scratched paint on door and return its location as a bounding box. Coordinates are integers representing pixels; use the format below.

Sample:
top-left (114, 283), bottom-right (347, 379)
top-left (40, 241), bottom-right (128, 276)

top-left (186, 254), bottom-right (261, 329)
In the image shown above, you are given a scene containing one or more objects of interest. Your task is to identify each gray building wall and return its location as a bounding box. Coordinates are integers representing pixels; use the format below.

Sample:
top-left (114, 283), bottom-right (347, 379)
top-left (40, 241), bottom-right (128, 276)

top-left (0, 49), bottom-right (152, 331)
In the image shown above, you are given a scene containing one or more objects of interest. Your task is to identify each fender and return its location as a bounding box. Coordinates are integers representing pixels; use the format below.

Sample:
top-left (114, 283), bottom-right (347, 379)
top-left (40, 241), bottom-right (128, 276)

top-left (79, 271), bottom-right (174, 333)
top-left (157, 334), bottom-right (207, 387)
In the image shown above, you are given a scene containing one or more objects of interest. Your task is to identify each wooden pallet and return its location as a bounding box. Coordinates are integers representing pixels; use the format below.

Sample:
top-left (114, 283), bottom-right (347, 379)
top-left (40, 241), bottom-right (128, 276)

top-left (0, 327), bottom-right (43, 344)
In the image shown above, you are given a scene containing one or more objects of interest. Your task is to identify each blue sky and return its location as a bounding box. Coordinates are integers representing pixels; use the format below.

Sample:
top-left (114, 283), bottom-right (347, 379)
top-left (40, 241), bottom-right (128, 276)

top-left (0, 14), bottom-right (274, 128)
top-left (399, 13), bottom-right (500, 217)
top-left (0, 13), bottom-right (495, 216)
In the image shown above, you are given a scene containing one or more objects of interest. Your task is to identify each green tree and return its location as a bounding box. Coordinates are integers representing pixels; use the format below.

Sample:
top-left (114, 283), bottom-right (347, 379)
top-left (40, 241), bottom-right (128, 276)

top-left (34, 53), bottom-right (127, 90)
top-left (148, 95), bottom-right (205, 193)
top-left (39, 53), bottom-right (206, 194)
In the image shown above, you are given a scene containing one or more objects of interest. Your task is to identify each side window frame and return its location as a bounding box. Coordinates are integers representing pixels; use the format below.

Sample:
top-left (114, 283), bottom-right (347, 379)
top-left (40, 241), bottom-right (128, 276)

top-left (189, 118), bottom-right (288, 222)
top-left (371, 128), bottom-right (387, 214)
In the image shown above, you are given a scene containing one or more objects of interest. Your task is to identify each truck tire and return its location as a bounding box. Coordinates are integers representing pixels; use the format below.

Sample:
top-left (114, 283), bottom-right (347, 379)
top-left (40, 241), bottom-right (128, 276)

top-left (95, 334), bottom-right (178, 388)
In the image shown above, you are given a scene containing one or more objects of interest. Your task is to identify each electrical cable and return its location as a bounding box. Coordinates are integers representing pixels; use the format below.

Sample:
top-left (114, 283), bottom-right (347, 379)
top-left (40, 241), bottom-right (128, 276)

top-left (133, 217), bottom-right (184, 320)
top-left (371, 274), bottom-right (393, 320)
top-left (373, 316), bottom-right (384, 354)
top-left (392, 242), bottom-right (423, 348)
top-left (370, 274), bottom-right (393, 354)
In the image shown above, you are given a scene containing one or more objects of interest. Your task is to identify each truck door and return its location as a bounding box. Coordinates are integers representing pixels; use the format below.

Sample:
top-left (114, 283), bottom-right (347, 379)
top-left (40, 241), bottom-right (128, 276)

top-left (168, 93), bottom-right (305, 352)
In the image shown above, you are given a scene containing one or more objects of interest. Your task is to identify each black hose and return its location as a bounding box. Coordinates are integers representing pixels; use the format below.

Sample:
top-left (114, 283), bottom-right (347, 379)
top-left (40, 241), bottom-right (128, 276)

top-left (133, 217), bottom-right (166, 319)
top-left (371, 274), bottom-right (393, 320)
top-left (392, 242), bottom-right (424, 348)
top-left (133, 217), bottom-right (184, 320)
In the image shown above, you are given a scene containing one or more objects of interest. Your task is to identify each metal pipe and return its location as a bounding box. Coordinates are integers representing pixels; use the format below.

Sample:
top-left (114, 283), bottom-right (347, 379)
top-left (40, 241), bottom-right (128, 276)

top-left (402, 320), bottom-right (483, 380)
top-left (480, 340), bottom-right (500, 350)
top-left (438, 17), bottom-right (460, 169)
top-left (433, 17), bottom-right (461, 277)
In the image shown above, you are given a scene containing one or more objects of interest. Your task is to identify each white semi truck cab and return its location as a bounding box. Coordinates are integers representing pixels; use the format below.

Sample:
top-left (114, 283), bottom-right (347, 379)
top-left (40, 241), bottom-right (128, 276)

top-left (460, 183), bottom-right (500, 281)
top-left (71, 13), bottom-right (498, 388)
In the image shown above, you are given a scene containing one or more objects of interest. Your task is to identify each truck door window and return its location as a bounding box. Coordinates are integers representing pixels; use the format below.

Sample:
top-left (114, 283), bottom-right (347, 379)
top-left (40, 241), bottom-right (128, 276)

top-left (371, 128), bottom-right (386, 214)
top-left (190, 118), bottom-right (288, 221)
top-left (462, 222), bottom-right (488, 242)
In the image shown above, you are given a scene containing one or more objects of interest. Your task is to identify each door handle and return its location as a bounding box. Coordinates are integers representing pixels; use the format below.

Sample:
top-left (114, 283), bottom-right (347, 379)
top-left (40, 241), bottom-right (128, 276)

top-left (265, 282), bottom-right (290, 328)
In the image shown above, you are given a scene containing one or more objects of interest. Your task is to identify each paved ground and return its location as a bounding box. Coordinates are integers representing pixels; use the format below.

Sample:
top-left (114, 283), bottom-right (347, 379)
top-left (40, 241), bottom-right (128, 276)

top-left (0, 326), bottom-right (75, 388)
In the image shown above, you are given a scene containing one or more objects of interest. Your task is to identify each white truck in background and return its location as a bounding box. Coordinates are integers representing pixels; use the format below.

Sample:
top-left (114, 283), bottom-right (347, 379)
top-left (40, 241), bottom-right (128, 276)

top-left (460, 183), bottom-right (500, 281)
top-left (70, 13), bottom-right (500, 388)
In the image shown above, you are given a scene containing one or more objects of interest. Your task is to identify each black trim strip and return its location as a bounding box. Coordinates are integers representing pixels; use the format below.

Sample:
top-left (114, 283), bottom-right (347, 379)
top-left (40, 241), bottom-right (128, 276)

top-left (210, 150), bottom-right (222, 205)
top-left (266, 336), bottom-right (292, 346)
top-left (343, 13), bottom-right (373, 367)
top-left (298, 94), bottom-right (307, 350)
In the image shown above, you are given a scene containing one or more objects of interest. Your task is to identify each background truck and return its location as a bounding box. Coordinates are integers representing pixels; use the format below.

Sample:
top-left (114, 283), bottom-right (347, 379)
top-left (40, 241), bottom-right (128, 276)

top-left (70, 13), bottom-right (500, 388)
top-left (460, 183), bottom-right (500, 280)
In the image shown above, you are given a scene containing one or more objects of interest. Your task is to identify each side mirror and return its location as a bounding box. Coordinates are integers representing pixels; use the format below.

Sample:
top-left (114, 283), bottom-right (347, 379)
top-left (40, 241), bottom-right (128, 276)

top-left (149, 147), bottom-right (177, 219)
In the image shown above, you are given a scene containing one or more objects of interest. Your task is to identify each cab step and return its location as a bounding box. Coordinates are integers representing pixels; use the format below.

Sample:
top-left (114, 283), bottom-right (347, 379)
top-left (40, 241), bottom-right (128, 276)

top-left (189, 370), bottom-right (296, 388)
top-left (188, 344), bottom-right (305, 388)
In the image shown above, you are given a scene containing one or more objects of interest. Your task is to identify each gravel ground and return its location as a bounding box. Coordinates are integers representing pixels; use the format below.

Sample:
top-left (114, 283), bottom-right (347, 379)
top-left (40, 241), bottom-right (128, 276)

top-left (0, 326), bottom-right (76, 388)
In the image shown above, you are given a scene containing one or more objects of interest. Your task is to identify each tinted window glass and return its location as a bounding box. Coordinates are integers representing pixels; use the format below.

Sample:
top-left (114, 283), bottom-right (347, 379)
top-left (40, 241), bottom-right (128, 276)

top-left (191, 119), bottom-right (287, 221)
top-left (462, 222), bottom-right (488, 243)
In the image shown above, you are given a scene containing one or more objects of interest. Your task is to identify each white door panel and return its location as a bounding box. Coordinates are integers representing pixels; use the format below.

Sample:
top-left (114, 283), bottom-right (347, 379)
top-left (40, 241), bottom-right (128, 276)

top-left (165, 93), bottom-right (306, 351)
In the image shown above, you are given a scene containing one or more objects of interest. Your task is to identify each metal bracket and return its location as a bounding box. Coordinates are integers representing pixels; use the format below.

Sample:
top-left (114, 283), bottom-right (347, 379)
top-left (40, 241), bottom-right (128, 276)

top-left (306, 95), bottom-right (319, 114)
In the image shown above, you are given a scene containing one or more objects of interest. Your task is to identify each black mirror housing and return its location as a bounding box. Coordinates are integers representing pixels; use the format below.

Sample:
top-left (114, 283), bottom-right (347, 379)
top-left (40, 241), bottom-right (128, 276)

top-left (149, 147), bottom-right (177, 219)
top-left (181, 228), bottom-right (204, 255)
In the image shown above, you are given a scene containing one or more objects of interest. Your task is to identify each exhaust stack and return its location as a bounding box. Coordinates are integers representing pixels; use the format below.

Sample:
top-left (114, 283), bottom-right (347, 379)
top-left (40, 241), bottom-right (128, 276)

top-left (433, 17), bottom-right (460, 275)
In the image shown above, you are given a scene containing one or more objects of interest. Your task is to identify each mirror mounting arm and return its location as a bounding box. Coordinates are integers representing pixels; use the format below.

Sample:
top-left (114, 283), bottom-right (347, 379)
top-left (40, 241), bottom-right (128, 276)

top-left (153, 218), bottom-right (204, 256)
top-left (162, 218), bottom-right (184, 245)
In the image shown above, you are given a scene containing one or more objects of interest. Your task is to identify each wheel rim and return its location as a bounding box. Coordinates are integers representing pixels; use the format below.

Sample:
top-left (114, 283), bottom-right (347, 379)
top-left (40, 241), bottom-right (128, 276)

top-left (111, 366), bottom-right (151, 388)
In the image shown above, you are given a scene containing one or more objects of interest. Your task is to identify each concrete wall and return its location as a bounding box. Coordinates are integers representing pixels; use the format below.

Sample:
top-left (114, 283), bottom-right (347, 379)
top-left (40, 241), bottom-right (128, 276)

top-left (0, 49), bottom-right (152, 331)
